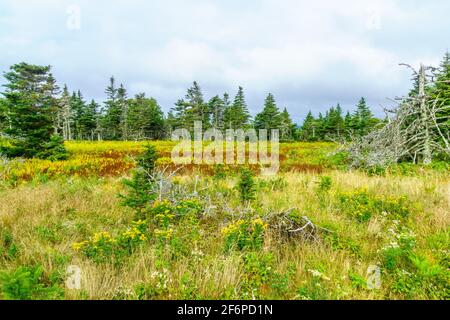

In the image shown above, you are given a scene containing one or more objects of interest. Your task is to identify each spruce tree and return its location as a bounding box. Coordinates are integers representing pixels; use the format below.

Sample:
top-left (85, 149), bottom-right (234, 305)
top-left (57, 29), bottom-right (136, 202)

top-left (433, 51), bottom-right (450, 104)
top-left (71, 90), bottom-right (88, 140)
top-left (121, 145), bottom-right (159, 217)
top-left (1, 62), bottom-right (67, 159)
top-left (127, 93), bottom-right (165, 140)
top-left (171, 81), bottom-right (208, 131)
top-left (221, 92), bottom-right (232, 131)
top-left (254, 93), bottom-right (281, 138)
top-left (279, 108), bottom-right (296, 141)
top-left (299, 111), bottom-right (317, 141)
top-left (165, 110), bottom-right (176, 136)
top-left (94, 101), bottom-right (104, 141)
top-left (0, 98), bottom-right (8, 132)
top-left (223, 92), bottom-right (231, 109)
top-left (188, 81), bottom-right (209, 126)
top-left (238, 168), bottom-right (256, 203)
top-left (59, 85), bottom-right (75, 140)
top-left (325, 104), bottom-right (344, 138)
top-left (316, 112), bottom-right (326, 140)
top-left (79, 99), bottom-right (98, 140)
top-left (352, 97), bottom-right (377, 137)
top-left (172, 98), bottom-right (190, 129)
top-left (208, 95), bottom-right (225, 130)
top-left (344, 111), bottom-right (352, 139)
top-left (102, 76), bottom-right (124, 140)
top-left (223, 86), bottom-right (250, 129)
top-left (432, 51), bottom-right (450, 147)
top-left (44, 73), bottom-right (61, 135)
top-left (117, 84), bottom-right (129, 140)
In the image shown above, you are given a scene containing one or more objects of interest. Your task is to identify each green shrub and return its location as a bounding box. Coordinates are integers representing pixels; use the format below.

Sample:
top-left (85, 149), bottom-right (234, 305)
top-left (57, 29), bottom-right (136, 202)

top-left (429, 160), bottom-right (450, 171)
top-left (134, 283), bottom-right (159, 300)
top-left (241, 252), bottom-right (274, 298)
top-left (38, 135), bottom-right (69, 161)
top-left (390, 255), bottom-right (449, 299)
top-left (72, 220), bottom-right (149, 264)
top-left (238, 168), bottom-right (256, 203)
top-left (377, 223), bottom-right (448, 299)
top-left (324, 232), bottom-right (362, 258)
top-left (212, 164), bottom-right (227, 180)
top-left (321, 151), bottom-right (349, 169)
top-left (297, 268), bottom-right (333, 300)
top-left (148, 199), bottom-right (202, 228)
top-left (179, 273), bottom-right (201, 299)
top-left (34, 224), bottom-right (62, 244)
top-left (366, 166), bottom-right (386, 176)
top-left (147, 199), bottom-right (203, 258)
top-left (426, 231), bottom-right (450, 265)
top-left (0, 265), bottom-right (63, 300)
top-left (381, 224), bottom-right (416, 271)
top-left (121, 145), bottom-right (159, 217)
top-left (221, 218), bottom-right (268, 251)
top-left (338, 189), bottom-right (411, 222)
top-left (137, 144), bottom-right (158, 173)
top-left (348, 271), bottom-right (367, 289)
top-left (270, 265), bottom-right (295, 295)
top-left (316, 176), bottom-right (332, 193)
top-left (0, 229), bottom-right (19, 260)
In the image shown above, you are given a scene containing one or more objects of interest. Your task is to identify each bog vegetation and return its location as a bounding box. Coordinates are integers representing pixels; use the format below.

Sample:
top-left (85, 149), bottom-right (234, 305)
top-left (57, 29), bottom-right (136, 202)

top-left (0, 54), bottom-right (449, 300)
top-left (0, 141), bottom-right (448, 300)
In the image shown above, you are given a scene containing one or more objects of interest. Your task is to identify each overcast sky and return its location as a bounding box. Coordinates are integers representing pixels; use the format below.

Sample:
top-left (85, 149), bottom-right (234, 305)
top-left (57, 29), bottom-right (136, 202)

top-left (1, 0), bottom-right (449, 123)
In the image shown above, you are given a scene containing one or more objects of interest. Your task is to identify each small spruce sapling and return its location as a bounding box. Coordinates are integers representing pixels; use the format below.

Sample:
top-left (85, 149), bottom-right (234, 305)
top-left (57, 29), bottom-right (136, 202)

top-left (121, 145), bottom-right (159, 216)
top-left (238, 168), bottom-right (256, 203)
top-left (37, 135), bottom-right (69, 161)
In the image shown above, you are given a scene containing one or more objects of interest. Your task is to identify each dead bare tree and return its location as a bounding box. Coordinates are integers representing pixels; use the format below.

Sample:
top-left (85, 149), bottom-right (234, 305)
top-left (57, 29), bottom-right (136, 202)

top-left (347, 63), bottom-right (450, 168)
top-left (268, 209), bottom-right (333, 242)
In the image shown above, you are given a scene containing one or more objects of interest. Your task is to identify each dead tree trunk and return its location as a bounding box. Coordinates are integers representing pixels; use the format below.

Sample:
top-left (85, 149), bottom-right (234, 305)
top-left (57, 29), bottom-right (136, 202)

top-left (419, 64), bottom-right (432, 164)
top-left (345, 62), bottom-right (450, 168)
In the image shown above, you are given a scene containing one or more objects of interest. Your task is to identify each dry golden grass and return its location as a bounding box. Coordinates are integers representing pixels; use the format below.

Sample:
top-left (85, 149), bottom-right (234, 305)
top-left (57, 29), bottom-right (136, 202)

top-left (1, 165), bottom-right (448, 300)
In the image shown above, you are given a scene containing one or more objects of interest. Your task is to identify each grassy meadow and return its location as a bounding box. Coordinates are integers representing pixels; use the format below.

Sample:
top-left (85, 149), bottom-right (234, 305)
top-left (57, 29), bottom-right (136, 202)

top-left (0, 141), bottom-right (449, 300)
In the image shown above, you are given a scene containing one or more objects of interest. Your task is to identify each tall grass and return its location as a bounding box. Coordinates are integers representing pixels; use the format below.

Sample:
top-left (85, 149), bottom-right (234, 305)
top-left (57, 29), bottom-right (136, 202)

top-left (0, 154), bottom-right (448, 299)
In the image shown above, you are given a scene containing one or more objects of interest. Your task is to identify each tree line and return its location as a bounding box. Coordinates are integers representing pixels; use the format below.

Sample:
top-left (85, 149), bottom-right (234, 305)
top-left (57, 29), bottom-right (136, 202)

top-left (1, 51), bottom-right (448, 160)
top-left (0, 64), bottom-right (381, 144)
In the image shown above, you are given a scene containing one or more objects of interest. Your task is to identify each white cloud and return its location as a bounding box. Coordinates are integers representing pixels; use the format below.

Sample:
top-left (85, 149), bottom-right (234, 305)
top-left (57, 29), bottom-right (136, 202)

top-left (0, 0), bottom-right (449, 122)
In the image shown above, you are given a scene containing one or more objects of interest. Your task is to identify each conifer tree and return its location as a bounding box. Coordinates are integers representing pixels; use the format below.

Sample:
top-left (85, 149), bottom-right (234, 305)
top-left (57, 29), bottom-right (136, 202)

top-left (165, 110), bottom-right (176, 136)
top-left (299, 111), bottom-right (317, 141)
top-left (325, 104), bottom-right (344, 138)
top-left (431, 51), bottom-right (450, 148)
top-left (316, 112), bottom-right (326, 140)
top-left (254, 93), bottom-right (281, 138)
top-left (188, 81), bottom-right (209, 126)
top-left (102, 76), bottom-right (123, 140)
top-left (172, 98), bottom-right (190, 129)
top-left (208, 95), bottom-right (225, 130)
top-left (0, 98), bottom-right (7, 132)
top-left (238, 168), bottom-right (256, 203)
top-left (79, 99), bottom-right (98, 140)
top-left (171, 81), bottom-right (208, 131)
top-left (1, 63), bottom-right (67, 159)
top-left (71, 90), bottom-right (87, 140)
top-left (121, 145), bottom-right (159, 217)
top-left (223, 86), bottom-right (250, 129)
top-left (352, 97), bottom-right (378, 137)
top-left (127, 93), bottom-right (165, 140)
top-left (44, 73), bottom-right (61, 135)
top-left (279, 107), bottom-right (296, 141)
top-left (223, 92), bottom-right (231, 109)
top-left (117, 84), bottom-right (129, 140)
top-left (344, 111), bottom-right (352, 138)
top-left (59, 85), bottom-right (75, 140)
